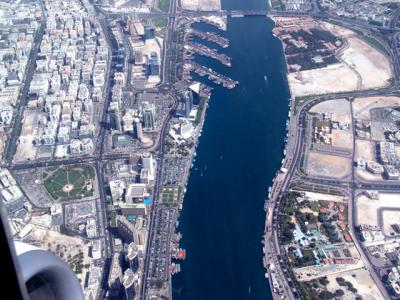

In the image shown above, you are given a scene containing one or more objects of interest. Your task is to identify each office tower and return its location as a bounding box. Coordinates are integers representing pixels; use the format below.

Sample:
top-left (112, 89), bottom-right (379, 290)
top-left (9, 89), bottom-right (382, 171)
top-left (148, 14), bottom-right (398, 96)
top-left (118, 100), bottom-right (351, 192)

top-left (141, 102), bottom-right (155, 130)
top-left (122, 269), bottom-right (135, 300)
top-left (184, 91), bottom-right (193, 118)
top-left (109, 102), bottom-right (122, 132)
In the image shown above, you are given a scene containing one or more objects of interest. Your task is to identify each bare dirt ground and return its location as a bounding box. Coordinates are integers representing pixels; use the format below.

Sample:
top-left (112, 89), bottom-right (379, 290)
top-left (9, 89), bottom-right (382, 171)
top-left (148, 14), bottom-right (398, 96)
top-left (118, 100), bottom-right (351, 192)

top-left (332, 130), bottom-right (353, 149)
top-left (325, 269), bottom-right (383, 300)
top-left (287, 21), bottom-right (392, 97)
top-left (354, 139), bottom-right (383, 180)
top-left (14, 110), bottom-right (38, 162)
top-left (306, 151), bottom-right (351, 178)
top-left (356, 193), bottom-right (400, 227)
top-left (341, 37), bottom-right (391, 90)
top-left (309, 98), bottom-right (350, 118)
top-left (288, 63), bottom-right (358, 97)
top-left (181, 0), bottom-right (221, 10)
top-left (355, 139), bottom-right (376, 161)
top-left (382, 210), bottom-right (400, 236)
top-left (353, 96), bottom-right (400, 119)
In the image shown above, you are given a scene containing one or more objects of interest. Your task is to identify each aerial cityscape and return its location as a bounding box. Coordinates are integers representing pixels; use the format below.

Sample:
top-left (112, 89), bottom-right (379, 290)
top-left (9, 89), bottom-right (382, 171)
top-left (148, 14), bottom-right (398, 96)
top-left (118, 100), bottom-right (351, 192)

top-left (2, 0), bottom-right (400, 299)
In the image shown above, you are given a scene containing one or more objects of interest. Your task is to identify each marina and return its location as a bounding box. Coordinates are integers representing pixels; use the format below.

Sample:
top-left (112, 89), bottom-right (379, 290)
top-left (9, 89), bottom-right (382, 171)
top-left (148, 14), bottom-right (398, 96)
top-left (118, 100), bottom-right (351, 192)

top-left (185, 42), bottom-right (232, 67)
top-left (190, 62), bottom-right (239, 89)
top-left (188, 29), bottom-right (229, 48)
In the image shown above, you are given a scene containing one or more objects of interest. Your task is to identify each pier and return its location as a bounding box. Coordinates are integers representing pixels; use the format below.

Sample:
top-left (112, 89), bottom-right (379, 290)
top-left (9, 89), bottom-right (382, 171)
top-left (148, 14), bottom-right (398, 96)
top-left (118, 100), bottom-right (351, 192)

top-left (190, 62), bottom-right (239, 89)
top-left (186, 42), bottom-right (232, 67)
top-left (188, 29), bottom-right (229, 48)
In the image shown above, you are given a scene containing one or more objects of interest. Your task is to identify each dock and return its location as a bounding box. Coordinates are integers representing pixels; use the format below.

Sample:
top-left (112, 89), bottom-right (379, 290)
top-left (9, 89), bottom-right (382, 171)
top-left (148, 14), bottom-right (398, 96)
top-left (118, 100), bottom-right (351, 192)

top-left (189, 62), bottom-right (238, 89)
top-left (185, 42), bottom-right (232, 67)
top-left (188, 29), bottom-right (229, 48)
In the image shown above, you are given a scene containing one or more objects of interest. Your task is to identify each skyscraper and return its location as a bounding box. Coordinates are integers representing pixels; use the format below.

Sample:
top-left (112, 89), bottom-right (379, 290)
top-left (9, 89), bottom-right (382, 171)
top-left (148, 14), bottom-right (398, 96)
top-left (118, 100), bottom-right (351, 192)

top-left (184, 91), bottom-right (193, 118)
top-left (141, 102), bottom-right (155, 130)
top-left (122, 268), bottom-right (135, 300)
top-left (109, 102), bottom-right (122, 132)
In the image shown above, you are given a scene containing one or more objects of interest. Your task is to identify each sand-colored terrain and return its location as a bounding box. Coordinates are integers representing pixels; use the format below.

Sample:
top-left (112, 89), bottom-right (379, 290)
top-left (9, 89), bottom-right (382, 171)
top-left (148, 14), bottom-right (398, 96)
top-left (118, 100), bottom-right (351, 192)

top-left (288, 63), bottom-right (358, 97)
top-left (181, 0), bottom-right (221, 11)
top-left (353, 96), bottom-right (400, 119)
top-left (14, 110), bottom-right (38, 162)
top-left (355, 139), bottom-right (376, 162)
top-left (306, 152), bottom-right (351, 178)
top-left (332, 130), bottom-right (353, 149)
top-left (303, 191), bottom-right (346, 203)
top-left (341, 37), bottom-right (391, 90)
top-left (287, 21), bottom-right (392, 97)
top-left (382, 210), bottom-right (400, 236)
top-left (356, 193), bottom-right (400, 227)
top-left (325, 269), bottom-right (383, 300)
top-left (354, 139), bottom-right (383, 180)
top-left (309, 98), bottom-right (350, 119)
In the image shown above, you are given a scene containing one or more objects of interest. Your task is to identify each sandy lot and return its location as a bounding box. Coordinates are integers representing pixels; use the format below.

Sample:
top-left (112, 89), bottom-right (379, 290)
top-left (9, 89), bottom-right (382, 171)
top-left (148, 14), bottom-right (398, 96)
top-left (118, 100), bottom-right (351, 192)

top-left (332, 130), bottom-right (353, 149)
top-left (306, 152), bottom-right (351, 178)
top-left (325, 269), bottom-right (383, 300)
top-left (288, 21), bottom-right (392, 97)
top-left (303, 191), bottom-right (346, 203)
top-left (354, 139), bottom-right (383, 180)
top-left (320, 22), bottom-right (355, 38)
top-left (381, 210), bottom-right (400, 236)
top-left (356, 193), bottom-right (400, 227)
top-left (288, 63), bottom-right (358, 97)
top-left (353, 96), bottom-right (400, 119)
top-left (341, 37), bottom-right (391, 90)
top-left (355, 139), bottom-right (376, 161)
top-left (310, 98), bottom-right (350, 119)
top-left (181, 0), bottom-right (221, 10)
top-left (14, 110), bottom-right (38, 162)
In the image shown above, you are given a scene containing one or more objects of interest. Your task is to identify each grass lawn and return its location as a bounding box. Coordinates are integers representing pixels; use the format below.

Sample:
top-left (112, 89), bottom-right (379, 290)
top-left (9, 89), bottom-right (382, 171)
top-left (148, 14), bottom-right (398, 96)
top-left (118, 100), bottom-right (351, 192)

top-left (43, 165), bottom-right (94, 201)
top-left (158, 0), bottom-right (170, 12)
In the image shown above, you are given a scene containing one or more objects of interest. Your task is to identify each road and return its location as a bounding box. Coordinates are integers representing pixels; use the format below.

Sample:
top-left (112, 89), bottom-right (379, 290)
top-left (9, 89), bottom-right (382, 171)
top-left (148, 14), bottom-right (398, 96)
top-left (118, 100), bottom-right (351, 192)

top-left (264, 84), bottom-right (400, 299)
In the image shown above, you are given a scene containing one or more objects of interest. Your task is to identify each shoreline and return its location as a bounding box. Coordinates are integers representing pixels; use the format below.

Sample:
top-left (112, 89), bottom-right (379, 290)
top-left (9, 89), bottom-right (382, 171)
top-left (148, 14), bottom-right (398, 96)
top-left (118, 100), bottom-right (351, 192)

top-left (263, 14), bottom-right (396, 300)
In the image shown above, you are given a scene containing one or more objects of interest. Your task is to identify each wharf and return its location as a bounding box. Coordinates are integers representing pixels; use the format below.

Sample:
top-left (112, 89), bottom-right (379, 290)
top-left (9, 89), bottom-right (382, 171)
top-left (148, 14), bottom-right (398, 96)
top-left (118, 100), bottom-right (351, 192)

top-left (186, 42), bottom-right (231, 67)
top-left (189, 61), bottom-right (238, 89)
top-left (189, 29), bottom-right (229, 48)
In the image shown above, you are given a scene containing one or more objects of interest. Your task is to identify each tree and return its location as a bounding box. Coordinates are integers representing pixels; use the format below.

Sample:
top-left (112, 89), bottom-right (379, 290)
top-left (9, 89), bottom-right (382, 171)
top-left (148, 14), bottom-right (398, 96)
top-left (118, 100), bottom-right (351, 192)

top-left (318, 291), bottom-right (335, 300)
top-left (335, 289), bottom-right (344, 297)
top-left (319, 277), bottom-right (329, 286)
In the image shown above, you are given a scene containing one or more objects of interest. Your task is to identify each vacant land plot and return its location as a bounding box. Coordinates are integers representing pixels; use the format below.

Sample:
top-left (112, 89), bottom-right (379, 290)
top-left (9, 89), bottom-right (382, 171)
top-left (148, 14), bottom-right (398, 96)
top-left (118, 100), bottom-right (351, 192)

top-left (354, 139), bottom-right (383, 180)
top-left (381, 210), bottom-right (400, 236)
top-left (353, 96), bottom-right (400, 119)
top-left (309, 98), bottom-right (350, 119)
top-left (14, 110), bottom-right (39, 162)
top-left (332, 130), bottom-right (353, 149)
top-left (43, 165), bottom-right (94, 200)
top-left (181, 0), bottom-right (221, 10)
top-left (341, 37), bottom-right (391, 89)
top-left (288, 63), bottom-right (358, 97)
top-left (288, 21), bottom-right (392, 97)
top-left (306, 152), bottom-right (351, 178)
top-left (325, 268), bottom-right (382, 300)
top-left (356, 193), bottom-right (400, 227)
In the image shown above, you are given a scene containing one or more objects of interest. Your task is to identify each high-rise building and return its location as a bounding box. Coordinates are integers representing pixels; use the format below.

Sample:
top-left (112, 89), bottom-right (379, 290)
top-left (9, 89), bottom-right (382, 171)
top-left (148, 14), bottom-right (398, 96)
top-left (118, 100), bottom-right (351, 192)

top-left (134, 118), bottom-right (143, 141)
top-left (144, 26), bottom-right (155, 40)
top-left (140, 153), bottom-right (156, 184)
top-left (122, 269), bottom-right (135, 300)
top-left (126, 242), bottom-right (139, 272)
top-left (184, 91), bottom-right (193, 118)
top-left (108, 252), bottom-right (123, 298)
top-left (141, 102), bottom-right (155, 130)
top-left (109, 102), bottom-right (122, 132)
top-left (148, 52), bottom-right (159, 76)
